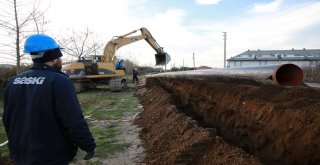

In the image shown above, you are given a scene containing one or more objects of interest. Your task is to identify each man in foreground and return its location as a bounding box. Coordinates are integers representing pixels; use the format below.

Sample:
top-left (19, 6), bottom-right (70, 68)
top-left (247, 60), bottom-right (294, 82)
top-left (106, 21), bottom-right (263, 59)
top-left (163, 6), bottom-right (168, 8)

top-left (3, 34), bottom-right (96, 164)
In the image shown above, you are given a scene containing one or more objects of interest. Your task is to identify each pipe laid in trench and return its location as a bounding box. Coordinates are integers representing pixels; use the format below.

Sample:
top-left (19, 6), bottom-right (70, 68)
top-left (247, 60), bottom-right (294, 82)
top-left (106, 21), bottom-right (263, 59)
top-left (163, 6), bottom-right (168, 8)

top-left (147, 64), bottom-right (304, 86)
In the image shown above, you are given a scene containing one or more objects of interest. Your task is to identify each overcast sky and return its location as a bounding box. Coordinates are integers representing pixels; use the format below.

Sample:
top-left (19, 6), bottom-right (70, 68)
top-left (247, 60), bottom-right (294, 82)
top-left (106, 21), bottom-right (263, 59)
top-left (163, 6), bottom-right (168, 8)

top-left (1, 0), bottom-right (320, 68)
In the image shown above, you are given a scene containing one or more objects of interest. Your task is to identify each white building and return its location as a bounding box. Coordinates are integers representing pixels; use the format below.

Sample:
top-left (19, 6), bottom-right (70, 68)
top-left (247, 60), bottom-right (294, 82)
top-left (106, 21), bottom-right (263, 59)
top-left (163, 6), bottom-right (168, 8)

top-left (227, 49), bottom-right (320, 68)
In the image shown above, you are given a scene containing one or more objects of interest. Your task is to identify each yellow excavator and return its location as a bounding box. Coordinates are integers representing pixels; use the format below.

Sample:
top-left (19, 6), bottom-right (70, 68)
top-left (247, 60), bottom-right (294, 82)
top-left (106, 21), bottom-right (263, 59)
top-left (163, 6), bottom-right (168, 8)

top-left (62, 27), bottom-right (170, 92)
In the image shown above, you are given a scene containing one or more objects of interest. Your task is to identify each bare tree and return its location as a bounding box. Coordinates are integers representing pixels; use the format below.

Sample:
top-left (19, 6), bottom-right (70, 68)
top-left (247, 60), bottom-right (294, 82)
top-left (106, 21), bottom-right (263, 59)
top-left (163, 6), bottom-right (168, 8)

top-left (32, 12), bottom-right (48, 34)
top-left (123, 59), bottom-right (137, 75)
top-left (0, 0), bottom-right (49, 67)
top-left (58, 27), bottom-right (103, 60)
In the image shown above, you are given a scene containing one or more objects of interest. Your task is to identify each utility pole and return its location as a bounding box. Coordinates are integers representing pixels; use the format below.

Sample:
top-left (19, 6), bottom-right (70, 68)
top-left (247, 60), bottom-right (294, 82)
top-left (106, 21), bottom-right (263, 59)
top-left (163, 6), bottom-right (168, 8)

top-left (183, 59), bottom-right (184, 71)
top-left (223, 32), bottom-right (227, 68)
top-left (165, 54), bottom-right (167, 71)
top-left (193, 52), bottom-right (195, 69)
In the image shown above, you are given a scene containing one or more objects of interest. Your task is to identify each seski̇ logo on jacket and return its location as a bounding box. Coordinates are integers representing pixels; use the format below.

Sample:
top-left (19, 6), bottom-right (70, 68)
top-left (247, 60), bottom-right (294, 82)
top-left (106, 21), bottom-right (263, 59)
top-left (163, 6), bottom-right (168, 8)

top-left (13, 77), bottom-right (46, 85)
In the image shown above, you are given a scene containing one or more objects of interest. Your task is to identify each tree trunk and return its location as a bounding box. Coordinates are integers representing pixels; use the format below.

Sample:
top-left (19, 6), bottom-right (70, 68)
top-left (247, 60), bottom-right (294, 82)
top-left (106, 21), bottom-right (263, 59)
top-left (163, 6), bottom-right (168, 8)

top-left (14, 0), bottom-right (20, 67)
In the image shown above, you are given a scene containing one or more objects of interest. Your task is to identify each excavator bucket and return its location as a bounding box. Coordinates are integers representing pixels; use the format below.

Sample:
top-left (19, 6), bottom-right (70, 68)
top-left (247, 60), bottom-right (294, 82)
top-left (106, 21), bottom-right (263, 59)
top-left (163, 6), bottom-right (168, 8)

top-left (155, 53), bottom-right (171, 65)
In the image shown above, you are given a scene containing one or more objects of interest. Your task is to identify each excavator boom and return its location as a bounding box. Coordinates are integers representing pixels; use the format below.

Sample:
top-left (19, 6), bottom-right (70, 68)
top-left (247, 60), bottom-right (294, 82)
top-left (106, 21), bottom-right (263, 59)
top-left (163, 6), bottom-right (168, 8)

top-left (102, 27), bottom-right (170, 65)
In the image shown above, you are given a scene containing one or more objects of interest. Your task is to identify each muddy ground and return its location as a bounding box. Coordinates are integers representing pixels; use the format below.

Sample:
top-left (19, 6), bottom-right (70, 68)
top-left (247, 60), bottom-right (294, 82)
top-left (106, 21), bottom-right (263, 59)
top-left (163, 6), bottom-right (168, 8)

top-left (134, 78), bottom-right (320, 165)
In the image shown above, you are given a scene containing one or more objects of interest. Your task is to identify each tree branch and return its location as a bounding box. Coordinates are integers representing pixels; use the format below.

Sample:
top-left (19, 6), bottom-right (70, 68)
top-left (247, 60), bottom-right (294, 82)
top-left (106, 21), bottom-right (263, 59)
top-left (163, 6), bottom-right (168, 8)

top-left (0, 0), bottom-right (50, 67)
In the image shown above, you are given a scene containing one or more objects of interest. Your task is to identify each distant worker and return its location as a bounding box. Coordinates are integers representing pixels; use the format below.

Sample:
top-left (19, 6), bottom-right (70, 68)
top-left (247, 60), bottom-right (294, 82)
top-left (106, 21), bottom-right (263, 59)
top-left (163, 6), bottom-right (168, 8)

top-left (2, 34), bottom-right (96, 164)
top-left (133, 68), bottom-right (139, 84)
top-left (115, 58), bottom-right (125, 71)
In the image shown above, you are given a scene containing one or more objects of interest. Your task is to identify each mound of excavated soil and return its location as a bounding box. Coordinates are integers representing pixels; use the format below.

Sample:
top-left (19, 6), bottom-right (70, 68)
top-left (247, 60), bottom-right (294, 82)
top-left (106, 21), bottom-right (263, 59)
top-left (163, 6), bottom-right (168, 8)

top-left (135, 78), bottom-right (320, 165)
top-left (134, 79), bottom-right (262, 165)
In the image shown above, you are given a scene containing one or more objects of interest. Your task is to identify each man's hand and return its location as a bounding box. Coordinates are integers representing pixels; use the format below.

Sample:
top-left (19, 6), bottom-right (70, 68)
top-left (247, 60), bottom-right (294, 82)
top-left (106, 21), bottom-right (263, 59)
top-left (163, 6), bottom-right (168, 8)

top-left (84, 150), bottom-right (95, 160)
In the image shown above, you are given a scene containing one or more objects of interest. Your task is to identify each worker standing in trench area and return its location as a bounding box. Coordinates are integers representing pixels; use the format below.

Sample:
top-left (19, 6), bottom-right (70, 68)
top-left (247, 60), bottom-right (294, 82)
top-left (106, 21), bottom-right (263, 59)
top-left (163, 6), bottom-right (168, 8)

top-left (2, 34), bottom-right (96, 164)
top-left (133, 68), bottom-right (139, 84)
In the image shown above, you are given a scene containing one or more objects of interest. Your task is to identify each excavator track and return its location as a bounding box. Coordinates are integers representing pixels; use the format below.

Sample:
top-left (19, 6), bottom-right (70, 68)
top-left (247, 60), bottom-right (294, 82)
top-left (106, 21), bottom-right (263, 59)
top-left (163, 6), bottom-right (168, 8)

top-left (109, 78), bottom-right (127, 92)
top-left (70, 77), bottom-right (96, 93)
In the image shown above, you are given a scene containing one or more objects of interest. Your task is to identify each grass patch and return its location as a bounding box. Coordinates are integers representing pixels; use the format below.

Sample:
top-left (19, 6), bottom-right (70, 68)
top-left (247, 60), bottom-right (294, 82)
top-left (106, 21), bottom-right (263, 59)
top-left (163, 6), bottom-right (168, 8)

top-left (0, 84), bottom-right (140, 164)
top-left (0, 101), bottom-right (3, 111)
top-left (73, 125), bottom-right (131, 163)
top-left (92, 126), bottom-right (130, 157)
top-left (0, 121), bottom-right (8, 155)
top-left (73, 86), bottom-right (140, 163)
top-left (78, 89), bottom-right (139, 121)
top-left (0, 98), bottom-right (9, 161)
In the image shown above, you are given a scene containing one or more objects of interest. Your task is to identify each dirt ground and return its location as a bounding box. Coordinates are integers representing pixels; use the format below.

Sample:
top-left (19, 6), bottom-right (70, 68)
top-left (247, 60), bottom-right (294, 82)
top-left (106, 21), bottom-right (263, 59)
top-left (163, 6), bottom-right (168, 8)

top-left (70, 116), bottom-right (145, 165)
top-left (100, 116), bottom-right (145, 165)
top-left (134, 78), bottom-right (320, 165)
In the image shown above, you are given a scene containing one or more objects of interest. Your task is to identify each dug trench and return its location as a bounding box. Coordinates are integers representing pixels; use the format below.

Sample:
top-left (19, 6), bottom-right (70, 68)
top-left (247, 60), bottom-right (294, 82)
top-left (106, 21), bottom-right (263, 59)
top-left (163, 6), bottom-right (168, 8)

top-left (134, 78), bottom-right (320, 165)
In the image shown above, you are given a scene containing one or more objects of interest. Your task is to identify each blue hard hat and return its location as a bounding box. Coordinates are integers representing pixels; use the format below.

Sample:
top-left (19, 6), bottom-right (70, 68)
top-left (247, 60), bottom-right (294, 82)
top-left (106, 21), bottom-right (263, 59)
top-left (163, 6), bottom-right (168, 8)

top-left (24, 34), bottom-right (63, 53)
top-left (120, 59), bottom-right (124, 62)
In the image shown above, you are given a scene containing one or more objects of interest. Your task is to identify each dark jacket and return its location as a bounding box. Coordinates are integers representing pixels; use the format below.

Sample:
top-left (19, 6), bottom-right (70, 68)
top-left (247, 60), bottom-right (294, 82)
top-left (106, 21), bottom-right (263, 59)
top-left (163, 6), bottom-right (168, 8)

top-left (3, 64), bottom-right (96, 164)
top-left (133, 69), bottom-right (139, 77)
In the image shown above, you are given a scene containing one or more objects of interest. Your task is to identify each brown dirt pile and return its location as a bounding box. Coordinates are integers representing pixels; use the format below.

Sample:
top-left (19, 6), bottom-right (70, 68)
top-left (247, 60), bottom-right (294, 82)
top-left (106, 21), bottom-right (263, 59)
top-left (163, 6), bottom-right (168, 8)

top-left (134, 79), bottom-right (262, 165)
top-left (135, 78), bottom-right (320, 165)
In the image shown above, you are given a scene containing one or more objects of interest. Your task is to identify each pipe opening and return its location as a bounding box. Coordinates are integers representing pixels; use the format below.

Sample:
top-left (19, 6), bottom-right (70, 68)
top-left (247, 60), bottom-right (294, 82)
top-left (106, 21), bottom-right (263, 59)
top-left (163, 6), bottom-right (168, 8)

top-left (275, 64), bottom-right (304, 86)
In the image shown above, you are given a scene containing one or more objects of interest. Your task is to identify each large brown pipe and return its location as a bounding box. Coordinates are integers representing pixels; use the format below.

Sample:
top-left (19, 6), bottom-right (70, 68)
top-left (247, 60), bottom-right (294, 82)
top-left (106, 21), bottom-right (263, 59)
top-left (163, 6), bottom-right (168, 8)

top-left (147, 64), bottom-right (304, 86)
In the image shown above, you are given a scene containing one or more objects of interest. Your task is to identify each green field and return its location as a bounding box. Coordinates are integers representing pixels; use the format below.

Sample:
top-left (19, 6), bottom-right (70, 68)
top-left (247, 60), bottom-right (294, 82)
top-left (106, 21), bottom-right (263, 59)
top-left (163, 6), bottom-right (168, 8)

top-left (0, 85), bottom-right (140, 164)
top-left (0, 92), bottom-right (9, 162)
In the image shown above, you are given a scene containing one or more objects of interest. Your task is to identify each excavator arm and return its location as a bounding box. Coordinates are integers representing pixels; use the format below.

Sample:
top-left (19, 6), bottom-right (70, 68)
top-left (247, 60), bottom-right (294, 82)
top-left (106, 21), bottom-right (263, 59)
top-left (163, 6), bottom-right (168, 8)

top-left (102, 27), bottom-right (170, 65)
